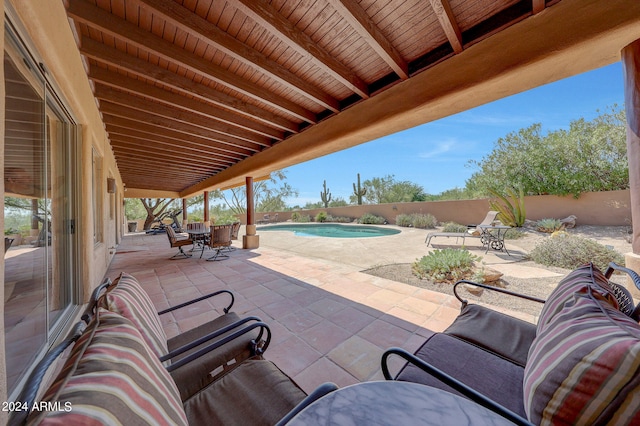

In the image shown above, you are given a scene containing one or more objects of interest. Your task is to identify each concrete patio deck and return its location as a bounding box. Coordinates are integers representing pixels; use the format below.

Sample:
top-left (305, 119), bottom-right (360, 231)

top-left (106, 226), bottom-right (542, 393)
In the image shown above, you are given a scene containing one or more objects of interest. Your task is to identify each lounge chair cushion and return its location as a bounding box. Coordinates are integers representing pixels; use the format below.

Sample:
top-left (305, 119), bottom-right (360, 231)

top-left (184, 358), bottom-right (306, 426)
top-left (524, 264), bottom-right (640, 425)
top-left (168, 311), bottom-right (259, 401)
top-left (101, 271), bottom-right (169, 358)
top-left (29, 308), bottom-right (187, 425)
top-left (395, 332), bottom-right (526, 418)
top-left (444, 304), bottom-right (535, 367)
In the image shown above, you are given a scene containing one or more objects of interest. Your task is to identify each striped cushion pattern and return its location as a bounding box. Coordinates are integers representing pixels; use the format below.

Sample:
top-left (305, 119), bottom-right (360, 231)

top-left (537, 263), bottom-right (618, 329)
top-left (29, 308), bottom-right (187, 425)
top-left (101, 272), bottom-right (168, 358)
top-left (524, 269), bottom-right (640, 425)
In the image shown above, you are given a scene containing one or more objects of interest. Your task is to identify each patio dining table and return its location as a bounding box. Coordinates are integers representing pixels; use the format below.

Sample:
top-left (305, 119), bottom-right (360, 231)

top-left (185, 228), bottom-right (210, 257)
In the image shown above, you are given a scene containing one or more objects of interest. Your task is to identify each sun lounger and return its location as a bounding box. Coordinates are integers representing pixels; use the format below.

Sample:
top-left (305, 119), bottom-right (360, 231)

top-left (426, 211), bottom-right (499, 247)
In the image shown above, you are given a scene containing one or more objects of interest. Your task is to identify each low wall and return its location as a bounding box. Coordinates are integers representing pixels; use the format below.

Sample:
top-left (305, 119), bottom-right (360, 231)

top-left (252, 189), bottom-right (631, 227)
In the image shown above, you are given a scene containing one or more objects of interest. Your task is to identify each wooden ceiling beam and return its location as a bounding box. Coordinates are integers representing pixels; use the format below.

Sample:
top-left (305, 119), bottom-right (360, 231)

top-left (80, 38), bottom-right (298, 133)
top-left (329, 0), bottom-right (408, 79)
top-left (94, 84), bottom-right (272, 147)
top-left (107, 130), bottom-right (239, 164)
top-left (533, 0), bottom-right (546, 14)
top-left (429, 0), bottom-right (463, 54)
top-left (66, 0), bottom-right (317, 123)
top-left (115, 158), bottom-right (211, 175)
top-left (135, 0), bottom-right (340, 113)
top-left (229, 0), bottom-right (370, 98)
top-left (99, 101), bottom-right (263, 153)
top-left (115, 162), bottom-right (209, 179)
top-left (89, 67), bottom-right (283, 140)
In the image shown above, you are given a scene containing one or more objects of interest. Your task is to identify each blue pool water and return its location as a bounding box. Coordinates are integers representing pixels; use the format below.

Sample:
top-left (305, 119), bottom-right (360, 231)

top-left (258, 223), bottom-right (400, 238)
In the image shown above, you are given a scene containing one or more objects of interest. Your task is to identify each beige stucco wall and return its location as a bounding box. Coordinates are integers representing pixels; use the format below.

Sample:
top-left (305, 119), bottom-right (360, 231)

top-left (249, 190), bottom-right (632, 227)
top-left (1, 1), bottom-right (125, 402)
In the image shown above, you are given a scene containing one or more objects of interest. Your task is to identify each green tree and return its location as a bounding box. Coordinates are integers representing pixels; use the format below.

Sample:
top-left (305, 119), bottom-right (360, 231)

top-left (210, 170), bottom-right (298, 214)
top-left (357, 175), bottom-right (428, 204)
top-left (139, 198), bottom-right (177, 230)
top-left (465, 105), bottom-right (628, 197)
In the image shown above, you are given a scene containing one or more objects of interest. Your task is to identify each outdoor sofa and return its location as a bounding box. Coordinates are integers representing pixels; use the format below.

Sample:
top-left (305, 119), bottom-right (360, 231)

top-left (382, 262), bottom-right (640, 425)
top-left (10, 272), bottom-right (336, 425)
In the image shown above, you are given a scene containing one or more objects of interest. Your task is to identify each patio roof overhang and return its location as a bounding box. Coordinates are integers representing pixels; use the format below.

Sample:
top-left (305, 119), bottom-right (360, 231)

top-left (64, 0), bottom-right (640, 198)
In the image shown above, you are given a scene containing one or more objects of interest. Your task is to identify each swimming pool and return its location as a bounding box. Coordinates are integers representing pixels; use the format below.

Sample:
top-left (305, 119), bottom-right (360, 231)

top-left (258, 223), bottom-right (400, 238)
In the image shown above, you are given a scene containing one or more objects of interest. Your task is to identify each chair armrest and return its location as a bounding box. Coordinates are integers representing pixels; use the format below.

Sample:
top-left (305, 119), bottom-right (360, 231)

top-left (275, 382), bottom-right (339, 426)
top-left (157, 289), bottom-right (234, 315)
top-left (165, 321), bottom-right (272, 372)
top-left (453, 279), bottom-right (546, 306)
top-left (381, 348), bottom-right (533, 426)
top-left (161, 316), bottom-right (263, 362)
top-left (81, 278), bottom-right (112, 323)
top-left (604, 262), bottom-right (640, 320)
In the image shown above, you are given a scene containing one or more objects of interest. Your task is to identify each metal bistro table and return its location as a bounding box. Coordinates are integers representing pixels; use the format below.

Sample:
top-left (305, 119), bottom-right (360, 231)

top-left (477, 224), bottom-right (512, 256)
top-left (287, 381), bottom-right (518, 426)
top-left (185, 228), bottom-right (210, 257)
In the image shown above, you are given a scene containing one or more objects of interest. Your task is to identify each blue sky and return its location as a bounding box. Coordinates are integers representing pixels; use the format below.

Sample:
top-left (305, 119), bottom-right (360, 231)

top-left (282, 62), bottom-right (625, 207)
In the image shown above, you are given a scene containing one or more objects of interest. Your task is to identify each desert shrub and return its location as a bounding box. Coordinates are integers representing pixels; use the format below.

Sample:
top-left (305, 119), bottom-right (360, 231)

top-left (529, 234), bottom-right (624, 271)
top-left (441, 222), bottom-right (468, 233)
top-left (410, 213), bottom-right (438, 229)
top-left (395, 214), bottom-right (413, 227)
top-left (396, 213), bottom-right (437, 228)
top-left (315, 211), bottom-right (328, 223)
top-left (504, 228), bottom-right (525, 239)
top-left (327, 215), bottom-right (354, 223)
top-left (291, 212), bottom-right (311, 223)
top-left (412, 248), bottom-right (480, 283)
top-left (536, 218), bottom-right (564, 233)
top-left (358, 213), bottom-right (386, 224)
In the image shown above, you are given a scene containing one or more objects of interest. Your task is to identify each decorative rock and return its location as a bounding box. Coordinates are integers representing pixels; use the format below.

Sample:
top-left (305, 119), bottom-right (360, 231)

top-left (481, 267), bottom-right (504, 283)
top-left (464, 284), bottom-right (484, 296)
top-left (559, 215), bottom-right (577, 229)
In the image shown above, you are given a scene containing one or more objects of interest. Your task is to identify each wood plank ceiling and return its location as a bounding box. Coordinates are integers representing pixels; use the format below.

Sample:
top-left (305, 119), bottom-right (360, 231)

top-left (65, 0), bottom-right (558, 194)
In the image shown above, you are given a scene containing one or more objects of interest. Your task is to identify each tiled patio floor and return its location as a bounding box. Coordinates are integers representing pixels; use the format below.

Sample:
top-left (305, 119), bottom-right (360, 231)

top-left (106, 230), bottom-right (532, 393)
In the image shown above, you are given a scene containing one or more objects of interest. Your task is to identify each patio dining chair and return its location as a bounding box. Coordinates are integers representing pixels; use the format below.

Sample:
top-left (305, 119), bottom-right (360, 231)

top-left (166, 226), bottom-right (193, 259)
top-left (206, 224), bottom-right (233, 261)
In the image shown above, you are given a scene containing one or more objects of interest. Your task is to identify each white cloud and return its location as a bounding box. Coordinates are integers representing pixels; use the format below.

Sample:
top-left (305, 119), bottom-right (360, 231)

top-left (418, 138), bottom-right (457, 159)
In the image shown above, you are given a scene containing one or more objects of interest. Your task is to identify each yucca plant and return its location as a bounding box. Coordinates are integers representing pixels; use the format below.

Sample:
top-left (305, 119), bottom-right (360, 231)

top-left (488, 186), bottom-right (526, 227)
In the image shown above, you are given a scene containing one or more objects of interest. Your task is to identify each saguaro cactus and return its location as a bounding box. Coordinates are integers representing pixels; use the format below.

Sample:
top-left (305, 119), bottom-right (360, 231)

top-left (320, 180), bottom-right (332, 208)
top-left (352, 173), bottom-right (367, 205)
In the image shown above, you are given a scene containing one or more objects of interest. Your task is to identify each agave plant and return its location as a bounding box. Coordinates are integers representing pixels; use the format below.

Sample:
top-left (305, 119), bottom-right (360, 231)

top-left (488, 186), bottom-right (526, 227)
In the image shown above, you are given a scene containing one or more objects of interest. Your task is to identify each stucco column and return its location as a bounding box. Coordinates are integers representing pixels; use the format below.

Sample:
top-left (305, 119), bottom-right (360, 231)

top-left (622, 39), bottom-right (640, 298)
top-left (243, 176), bottom-right (259, 249)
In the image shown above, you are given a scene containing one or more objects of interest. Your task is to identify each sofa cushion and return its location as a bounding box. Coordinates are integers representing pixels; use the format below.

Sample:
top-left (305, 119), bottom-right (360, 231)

top-left (29, 308), bottom-right (187, 425)
top-left (395, 332), bottom-right (527, 418)
top-left (184, 358), bottom-right (306, 426)
top-left (444, 304), bottom-right (536, 367)
top-left (524, 268), bottom-right (640, 425)
top-left (101, 271), bottom-right (169, 358)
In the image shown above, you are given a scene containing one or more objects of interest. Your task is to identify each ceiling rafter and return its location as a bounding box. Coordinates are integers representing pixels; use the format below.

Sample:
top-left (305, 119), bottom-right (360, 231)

top-left (228, 0), bottom-right (370, 99)
top-left (329, 0), bottom-right (408, 79)
top-left (66, 0), bottom-right (317, 123)
top-left (94, 84), bottom-right (272, 147)
top-left (79, 38), bottom-right (298, 133)
top-left (104, 120), bottom-right (248, 162)
top-left (134, 0), bottom-right (340, 113)
top-left (99, 102), bottom-right (263, 154)
top-left (429, 0), bottom-right (463, 54)
top-left (110, 144), bottom-right (223, 172)
top-left (89, 67), bottom-right (283, 140)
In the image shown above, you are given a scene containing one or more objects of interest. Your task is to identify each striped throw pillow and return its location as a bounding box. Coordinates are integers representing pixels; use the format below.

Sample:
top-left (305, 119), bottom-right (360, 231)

top-left (101, 272), bottom-right (168, 358)
top-left (29, 308), bottom-right (187, 425)
top-left (523, 267), bottom-right (640, 425)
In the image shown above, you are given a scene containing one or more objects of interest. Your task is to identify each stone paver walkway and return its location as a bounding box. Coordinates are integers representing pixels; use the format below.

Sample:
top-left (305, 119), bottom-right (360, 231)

top-left (107, 227), bottom-right (538, 393)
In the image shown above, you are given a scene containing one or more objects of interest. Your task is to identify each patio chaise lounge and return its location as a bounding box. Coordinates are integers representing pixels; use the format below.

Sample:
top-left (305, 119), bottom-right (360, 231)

top-left (425, 211), bottom-right (499, 247)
